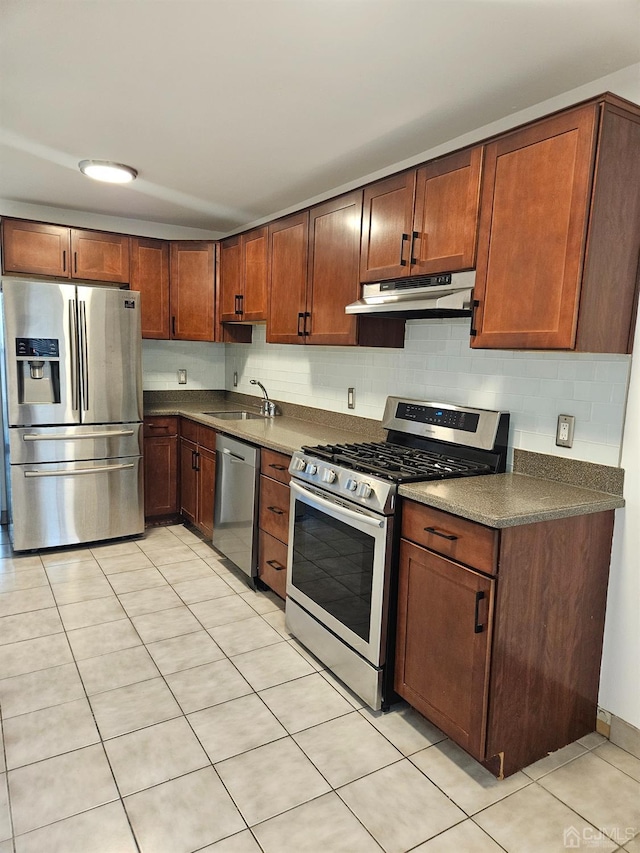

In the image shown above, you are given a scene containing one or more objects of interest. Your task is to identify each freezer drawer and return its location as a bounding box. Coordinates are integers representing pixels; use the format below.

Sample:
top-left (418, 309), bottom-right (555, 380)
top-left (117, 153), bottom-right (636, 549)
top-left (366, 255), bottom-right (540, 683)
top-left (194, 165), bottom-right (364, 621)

top-left (9, 423), bottom-right (142, 464)
top-left (10, 456), bottom-right (143, 551)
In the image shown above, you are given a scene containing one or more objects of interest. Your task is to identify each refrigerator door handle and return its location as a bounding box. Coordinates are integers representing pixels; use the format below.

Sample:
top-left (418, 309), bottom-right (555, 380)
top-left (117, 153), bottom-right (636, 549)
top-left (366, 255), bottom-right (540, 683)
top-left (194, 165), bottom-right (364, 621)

top-left (79, 300), bottom-right (89, 412)
top-left (69, 299), bottom-right (79, 412)
top-left (24, 462), bottom-right (135, 478)
top-left (23, 429), bottom-right (135, 442)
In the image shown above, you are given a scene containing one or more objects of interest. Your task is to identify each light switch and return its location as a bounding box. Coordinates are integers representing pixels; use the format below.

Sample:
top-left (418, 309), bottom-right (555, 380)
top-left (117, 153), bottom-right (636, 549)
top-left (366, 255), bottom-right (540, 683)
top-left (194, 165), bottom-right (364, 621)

top-left (177, 369), bottom-right (187, 385)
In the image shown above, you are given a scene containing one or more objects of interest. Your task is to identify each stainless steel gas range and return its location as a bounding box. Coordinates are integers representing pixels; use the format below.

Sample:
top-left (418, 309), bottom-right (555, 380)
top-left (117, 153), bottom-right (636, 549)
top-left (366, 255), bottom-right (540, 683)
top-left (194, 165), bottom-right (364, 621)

top-left (285, 397), bottom-right (510, 711)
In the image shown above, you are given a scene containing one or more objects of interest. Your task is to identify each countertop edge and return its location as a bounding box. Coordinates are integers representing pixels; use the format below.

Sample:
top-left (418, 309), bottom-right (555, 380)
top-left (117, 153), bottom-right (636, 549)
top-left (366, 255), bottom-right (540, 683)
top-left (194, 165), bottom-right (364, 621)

top-left (145, 407), bottom-right (626, 528)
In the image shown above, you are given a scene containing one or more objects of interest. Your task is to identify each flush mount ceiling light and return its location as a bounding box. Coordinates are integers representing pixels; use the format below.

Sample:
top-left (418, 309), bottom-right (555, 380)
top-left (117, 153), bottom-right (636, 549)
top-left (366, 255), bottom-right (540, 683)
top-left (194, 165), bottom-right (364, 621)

top-left (78, 160), bottom-right (138, 184)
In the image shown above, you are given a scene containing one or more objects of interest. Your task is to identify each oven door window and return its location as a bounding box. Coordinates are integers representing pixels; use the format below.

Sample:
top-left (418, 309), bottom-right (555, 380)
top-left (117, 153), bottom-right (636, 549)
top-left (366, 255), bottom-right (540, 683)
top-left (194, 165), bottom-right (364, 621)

top-left (291, 503), bottom-right (376, 642)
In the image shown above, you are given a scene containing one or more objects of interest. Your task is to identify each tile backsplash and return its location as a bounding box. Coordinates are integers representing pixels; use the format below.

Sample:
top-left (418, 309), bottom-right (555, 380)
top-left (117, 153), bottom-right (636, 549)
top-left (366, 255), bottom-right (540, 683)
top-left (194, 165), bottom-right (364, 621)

top-left (142, 339), bottom-right (225, 391)
top-left (224, 323), bottom-right (631, 467)
top-left (141, 324), bottom-right (630, 467)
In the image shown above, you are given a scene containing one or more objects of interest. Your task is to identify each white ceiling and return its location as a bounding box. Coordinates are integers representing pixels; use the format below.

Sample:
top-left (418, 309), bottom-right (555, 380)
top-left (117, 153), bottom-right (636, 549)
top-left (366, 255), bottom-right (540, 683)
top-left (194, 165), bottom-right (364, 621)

top-left (1, 0), bottom-right (639, 235)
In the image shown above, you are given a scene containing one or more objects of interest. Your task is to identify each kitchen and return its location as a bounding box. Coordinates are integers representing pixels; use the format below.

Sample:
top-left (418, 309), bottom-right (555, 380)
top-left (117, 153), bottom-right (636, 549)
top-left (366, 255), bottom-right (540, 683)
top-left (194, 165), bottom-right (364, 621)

top-left (1, 1), bottom-right (640, 851)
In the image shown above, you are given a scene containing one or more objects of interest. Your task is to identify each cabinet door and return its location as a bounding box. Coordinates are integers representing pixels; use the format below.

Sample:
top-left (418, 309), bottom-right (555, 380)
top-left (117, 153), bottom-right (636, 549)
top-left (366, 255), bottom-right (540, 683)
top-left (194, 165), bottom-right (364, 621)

top-left (197, 445), bottom-right (216, 539)
top-left (144, 435), bottom-right (178, 519)
top-left (411, 147), bottom-right (482, 275)
top-left (360, 172), bottom-right (415, 283)
top-left (2, 219), bottom-right (70, 278)
top-left (471, 105), bottom-right (599, 349)
top-left (219, 236), bottom-right (242, 322)
top-left (180, 437), bottom-right (198, 525)
top-left (241, 226), bottom-right (268, 321)
top-left (130, 237), bottom-right (170, 339)
top-left (395, 539), bottom-right (494, 760)
top-left (307, 191), bottom-right (363, 346)
top-left (170, 242), bottom-right (215, 341)
top-left (71, 229), bottom-right (130, 283)
top-left (267, 212), bottom-right (309, 344)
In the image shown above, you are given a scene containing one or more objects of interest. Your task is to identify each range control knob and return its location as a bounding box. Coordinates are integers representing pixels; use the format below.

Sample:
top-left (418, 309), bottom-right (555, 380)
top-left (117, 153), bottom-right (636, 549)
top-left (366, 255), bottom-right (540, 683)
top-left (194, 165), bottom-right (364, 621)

top-left (305, 463), bottom-right (318, 475)
top-left (322, 469), bottom-right (337, 484)
top-left (293, 457), bottom-right (306, 471)
top-left (357, 482), bottom-right (373, 499)
top-left (345, 478), bottom-right (358, 492)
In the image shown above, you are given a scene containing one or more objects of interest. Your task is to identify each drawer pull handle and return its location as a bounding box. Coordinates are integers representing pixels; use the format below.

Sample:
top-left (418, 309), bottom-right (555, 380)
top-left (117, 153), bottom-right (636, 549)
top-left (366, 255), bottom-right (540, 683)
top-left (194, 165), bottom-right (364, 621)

top-left (267, 506), bottom-right (285, 515)
top-left (147, 424), bottom-right (169, 430)
top-left (424, 526), bottom-right (458, 541)
top-left (269, 464), bottom-right (287, 471)
top-left (474, 591), bottom-right (485, 634)
top-left (266, 559), bottom-right (285, 571)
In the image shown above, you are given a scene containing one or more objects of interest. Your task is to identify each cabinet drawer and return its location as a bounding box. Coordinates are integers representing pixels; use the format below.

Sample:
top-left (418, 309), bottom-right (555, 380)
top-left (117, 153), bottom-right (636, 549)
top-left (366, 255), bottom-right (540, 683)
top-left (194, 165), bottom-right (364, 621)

top-left (259, 476), bottom-right (290, 543)
top-left (261, 449), bottom-right (291, 484)
top-left (402, 500), bottom-right (498, 575)
top-left (258, 529), bottom-right (287, 599)
top-left (143, 417), bottom-right (178, 438)
top-left (180, 418), bottom-right (199, 443)
top-left (197, 424), bottom-right (217, 452)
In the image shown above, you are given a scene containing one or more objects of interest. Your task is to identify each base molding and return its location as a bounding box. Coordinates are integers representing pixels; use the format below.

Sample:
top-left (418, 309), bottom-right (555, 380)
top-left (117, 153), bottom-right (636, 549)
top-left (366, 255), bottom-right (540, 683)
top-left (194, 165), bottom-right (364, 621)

top-left (598, 707), bottom-right (640, 758)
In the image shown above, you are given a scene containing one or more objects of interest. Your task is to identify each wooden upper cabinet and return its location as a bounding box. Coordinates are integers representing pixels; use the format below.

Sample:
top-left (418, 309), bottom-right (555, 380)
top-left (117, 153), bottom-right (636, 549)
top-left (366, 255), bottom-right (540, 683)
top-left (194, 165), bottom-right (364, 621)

top-left (472, 96), bottom-right (640, 353)
top-left (472, 106), bottom-right (599, 350)
top-left (2, 219), bottom-right (129, 283)
top-left (219, 235), bottom-right (242, 322)
top-left (2, 219), bottom-right (70, 277)
top-left (130, 237), bottom-right (170, 339)
top-left (71, 229), bottom-right (129, 283)
top-left (307, 191), bottom-right (363, 346)
top-left (241, 226), bottom-right (268, 321)
top-left (219, 227), bottom-right (268, 323)
top-left (360, 149), bottom-right (483, 284)
top-left (360, 172), bottom-right (415, 282)
top-left (169, 241), bottom-right (215, 341)
top-left (412, 147), bottom-right (482, 275)
top-left (267, 212), bottom-right (309, 344)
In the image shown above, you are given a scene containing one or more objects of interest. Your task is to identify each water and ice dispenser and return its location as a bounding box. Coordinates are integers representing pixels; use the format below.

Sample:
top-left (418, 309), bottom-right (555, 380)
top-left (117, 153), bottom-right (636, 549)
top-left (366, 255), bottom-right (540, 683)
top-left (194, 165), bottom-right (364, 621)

top-left (15, 337), bottom-right (61, 404)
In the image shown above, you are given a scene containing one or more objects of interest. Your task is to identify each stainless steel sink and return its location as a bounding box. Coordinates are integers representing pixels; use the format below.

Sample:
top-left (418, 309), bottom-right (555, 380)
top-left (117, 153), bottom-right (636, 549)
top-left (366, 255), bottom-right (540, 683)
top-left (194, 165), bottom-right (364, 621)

top-left (203, 410), bottom-right (265, 420)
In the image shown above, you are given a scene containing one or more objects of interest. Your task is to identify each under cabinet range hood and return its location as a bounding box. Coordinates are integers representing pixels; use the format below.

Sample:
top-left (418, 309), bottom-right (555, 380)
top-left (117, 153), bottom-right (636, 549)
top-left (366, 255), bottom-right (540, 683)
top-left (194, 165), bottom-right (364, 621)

top-left (345, 270), bottom-right (475, 319)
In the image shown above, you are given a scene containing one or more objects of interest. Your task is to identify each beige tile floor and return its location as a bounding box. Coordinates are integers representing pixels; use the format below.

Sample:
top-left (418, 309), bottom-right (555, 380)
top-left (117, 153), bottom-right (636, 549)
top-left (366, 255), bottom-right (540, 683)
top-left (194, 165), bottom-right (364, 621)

top-left (0, 522), bottom-right (639, 853)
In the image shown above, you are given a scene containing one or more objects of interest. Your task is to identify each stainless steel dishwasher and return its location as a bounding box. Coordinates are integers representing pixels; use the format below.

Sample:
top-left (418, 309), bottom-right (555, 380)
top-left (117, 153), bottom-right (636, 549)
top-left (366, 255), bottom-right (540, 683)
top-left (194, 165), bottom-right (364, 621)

top-left (212, 433), bottom-right (260, 578)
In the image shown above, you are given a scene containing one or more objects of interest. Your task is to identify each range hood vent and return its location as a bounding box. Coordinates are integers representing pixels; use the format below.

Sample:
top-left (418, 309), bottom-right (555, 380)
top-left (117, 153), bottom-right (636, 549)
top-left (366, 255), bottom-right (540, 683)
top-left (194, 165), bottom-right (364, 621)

top-left (345, 270), bottom-right (475, 319)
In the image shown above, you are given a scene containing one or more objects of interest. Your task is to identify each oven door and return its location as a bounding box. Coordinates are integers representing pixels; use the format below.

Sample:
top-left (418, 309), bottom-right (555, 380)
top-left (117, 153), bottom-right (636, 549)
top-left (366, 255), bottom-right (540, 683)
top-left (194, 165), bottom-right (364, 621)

top-left (286, 479), bottom-right (392, 667)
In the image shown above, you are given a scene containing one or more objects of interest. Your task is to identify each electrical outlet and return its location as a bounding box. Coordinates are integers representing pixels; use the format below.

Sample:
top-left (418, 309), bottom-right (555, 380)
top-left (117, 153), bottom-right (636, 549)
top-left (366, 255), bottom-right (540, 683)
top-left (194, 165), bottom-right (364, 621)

top-left (348, 387), bottom-right (356, 409)
top-left (556, 414), bottom-right (575, 447)
top-left (233, 371), bottom-right (238, 387)
top-left (177, 369), bottom-right (187, 385)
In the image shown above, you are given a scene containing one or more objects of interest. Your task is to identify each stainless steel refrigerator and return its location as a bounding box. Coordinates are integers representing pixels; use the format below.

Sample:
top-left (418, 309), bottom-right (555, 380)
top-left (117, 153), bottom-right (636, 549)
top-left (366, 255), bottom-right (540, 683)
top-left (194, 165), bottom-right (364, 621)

top-left (0, 278), bottom-right (144, 551)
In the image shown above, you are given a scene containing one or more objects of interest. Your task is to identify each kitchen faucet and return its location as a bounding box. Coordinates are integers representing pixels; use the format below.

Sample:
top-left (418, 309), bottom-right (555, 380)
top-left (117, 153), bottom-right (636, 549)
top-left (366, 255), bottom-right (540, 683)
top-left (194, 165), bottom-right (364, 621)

top-left (250, 379), bottom-right (276, 417)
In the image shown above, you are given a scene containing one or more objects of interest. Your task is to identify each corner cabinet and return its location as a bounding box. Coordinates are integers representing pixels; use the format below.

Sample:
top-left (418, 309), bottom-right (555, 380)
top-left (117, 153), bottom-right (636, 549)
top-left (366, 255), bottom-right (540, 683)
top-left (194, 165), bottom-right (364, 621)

top-left (359, 147), bottom-right (483, 282)
top-left (267, 192), bottom-right (405, 348)
top-left (257, 449), bottom-right (292, 599)
top-left (2, 218), bottom-right (130, 284)
top-left (472, 97), bottom-right (640, 352)
top-left (170, 242), bottom-right (215, 341)
top-left (395, 500), bottom-right (615, 778)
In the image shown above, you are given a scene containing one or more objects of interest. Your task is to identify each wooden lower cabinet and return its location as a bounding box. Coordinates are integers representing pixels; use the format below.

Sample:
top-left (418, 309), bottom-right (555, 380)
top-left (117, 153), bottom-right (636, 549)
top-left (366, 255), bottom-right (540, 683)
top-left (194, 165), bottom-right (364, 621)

top-left (143, 417), bottom-right (179, 521)
top-left (179, 420), bottom-right (217, 537)
top-left (395, 500), bottom-right (615, 777)
top-left (257, 449), bottom-right (291, 599)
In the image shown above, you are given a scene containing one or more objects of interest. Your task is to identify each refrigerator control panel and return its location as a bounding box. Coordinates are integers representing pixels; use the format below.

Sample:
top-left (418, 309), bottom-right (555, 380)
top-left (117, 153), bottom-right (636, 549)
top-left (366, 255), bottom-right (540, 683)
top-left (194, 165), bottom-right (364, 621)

top-left (16, 338), bottom-right (59, 358)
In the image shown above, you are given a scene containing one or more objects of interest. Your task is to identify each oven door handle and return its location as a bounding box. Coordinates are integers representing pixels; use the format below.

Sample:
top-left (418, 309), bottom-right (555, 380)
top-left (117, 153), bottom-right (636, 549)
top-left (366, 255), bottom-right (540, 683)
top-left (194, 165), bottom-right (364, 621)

top-left (290, 481), bottom-right (385, 529)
